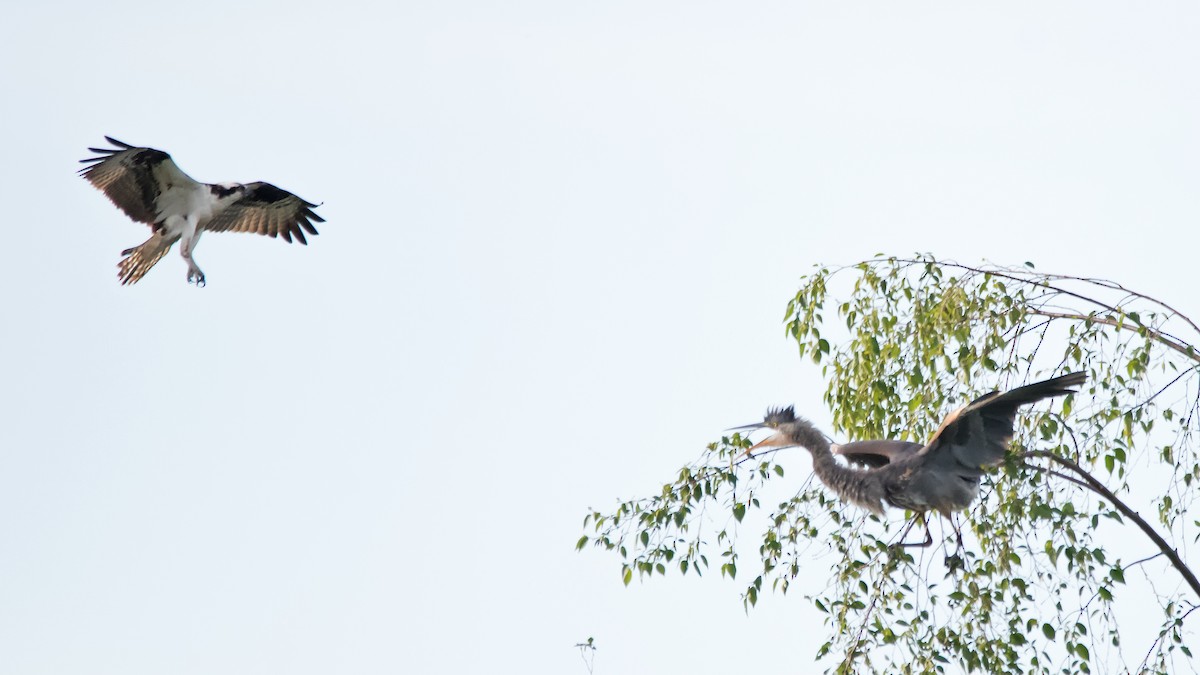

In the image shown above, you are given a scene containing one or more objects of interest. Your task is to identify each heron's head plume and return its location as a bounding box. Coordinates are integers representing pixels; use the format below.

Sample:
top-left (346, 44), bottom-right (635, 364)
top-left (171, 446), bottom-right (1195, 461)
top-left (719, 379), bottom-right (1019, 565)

top-left (763, 405), bottom-right (796, 428)
top-left (729, 405), bottom-right (807, 454)
top-left (726, 405), bottom-right (797, 435)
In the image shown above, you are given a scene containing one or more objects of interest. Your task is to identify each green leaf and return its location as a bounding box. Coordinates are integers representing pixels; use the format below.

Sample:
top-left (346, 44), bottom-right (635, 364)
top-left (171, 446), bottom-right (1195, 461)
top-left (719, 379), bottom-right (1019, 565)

top-left (622, 566), bottom-right (632, 587)
top-left (1042, 623), bottom-right (1056, 640)
top-left (733, 503), bottom-right (746, 522)
top-left (575, 535), bottom-right (589, 551)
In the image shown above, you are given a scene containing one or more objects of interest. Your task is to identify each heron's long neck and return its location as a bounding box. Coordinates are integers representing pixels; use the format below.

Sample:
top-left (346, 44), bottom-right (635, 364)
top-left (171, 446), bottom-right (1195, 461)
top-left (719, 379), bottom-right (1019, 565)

top-left (786, 418), bottom-right (887, 516)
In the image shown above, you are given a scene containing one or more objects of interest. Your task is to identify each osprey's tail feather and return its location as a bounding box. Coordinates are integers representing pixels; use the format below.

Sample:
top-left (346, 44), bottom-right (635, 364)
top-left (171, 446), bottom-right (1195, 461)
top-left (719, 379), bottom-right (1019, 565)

top-left (118, 232), bottom-right (178, 285)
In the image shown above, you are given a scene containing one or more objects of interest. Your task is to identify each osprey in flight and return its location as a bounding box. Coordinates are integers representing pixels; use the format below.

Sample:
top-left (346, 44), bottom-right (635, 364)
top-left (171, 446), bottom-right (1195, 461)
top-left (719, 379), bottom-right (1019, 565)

top-left (79, 137), bottom-right (325, 286)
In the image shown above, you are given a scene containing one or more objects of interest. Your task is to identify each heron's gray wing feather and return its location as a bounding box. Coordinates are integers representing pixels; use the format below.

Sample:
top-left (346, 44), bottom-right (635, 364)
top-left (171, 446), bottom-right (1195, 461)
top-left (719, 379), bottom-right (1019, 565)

top-left (916, 371), bottom-right (1086, 470)
top-left (836, 440), bottom-right (923, 468)
top-left (203, 182), bottom-right (324, 244)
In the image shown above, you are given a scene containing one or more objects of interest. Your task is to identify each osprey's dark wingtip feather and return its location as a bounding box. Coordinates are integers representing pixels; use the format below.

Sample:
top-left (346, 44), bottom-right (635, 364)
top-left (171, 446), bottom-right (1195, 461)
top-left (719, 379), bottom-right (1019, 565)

top-left (80, 147), bottom-right (121, 168)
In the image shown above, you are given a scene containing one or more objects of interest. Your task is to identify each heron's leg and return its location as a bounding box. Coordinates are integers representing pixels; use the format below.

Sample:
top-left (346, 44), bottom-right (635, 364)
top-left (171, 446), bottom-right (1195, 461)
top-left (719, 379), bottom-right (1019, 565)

top-left (943, 514), bottom-right (968, 573)
top-left (898, 513), bottom-right (933, 548)
top-left (888, 517), bottom-right (917, 552)
top-left (950, 516), bottom-right (964, 552)
top-left (897, 511), bottom-right (931, 542)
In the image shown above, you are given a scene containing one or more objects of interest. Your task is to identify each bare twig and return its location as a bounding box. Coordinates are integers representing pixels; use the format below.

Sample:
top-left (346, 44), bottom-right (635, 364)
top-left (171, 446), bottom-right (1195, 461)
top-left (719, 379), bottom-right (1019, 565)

top-left (574, 638), bottom-right (597, 674)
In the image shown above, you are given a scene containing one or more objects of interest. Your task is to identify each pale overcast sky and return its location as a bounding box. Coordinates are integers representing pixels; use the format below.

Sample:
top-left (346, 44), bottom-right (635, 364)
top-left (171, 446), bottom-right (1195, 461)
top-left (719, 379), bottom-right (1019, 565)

top-left (0, 2), bottom-right (1197, 673)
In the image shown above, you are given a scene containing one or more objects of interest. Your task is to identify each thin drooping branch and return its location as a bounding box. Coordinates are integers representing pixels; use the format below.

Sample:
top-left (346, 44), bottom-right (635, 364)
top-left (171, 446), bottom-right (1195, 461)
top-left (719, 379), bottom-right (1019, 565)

top-left (891, 258), bottom-right (1200, 340)
top-left (1020, 462), bottom-right (1092, 491)
top-left (890, 258), bottom-right (1124, 320)
top-left (1030, 310), bottom-right (1199, 364)
top-left (884, 258), bottom-right (1200, 367)
top-left (1124, 552), bottom-right (1166, 571)
top-left (1135, 586), bottom-right (1197, 674)
top-left (1124, 367), bottom-right (1199, 417)
top-left (1017, 270), bottom-right (1200, 339)
top-left (1022, 450), bottom-right (1200, 601)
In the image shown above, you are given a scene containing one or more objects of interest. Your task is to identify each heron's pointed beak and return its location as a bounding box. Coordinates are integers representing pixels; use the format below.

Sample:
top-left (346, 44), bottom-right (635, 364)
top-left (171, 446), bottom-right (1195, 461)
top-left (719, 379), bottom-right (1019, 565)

top-left (734, 431), bottom-right (793, 462)
top-left (747, 432), bottom-right (789, 453)
top-left (726, 422), bottom-right (767, 432)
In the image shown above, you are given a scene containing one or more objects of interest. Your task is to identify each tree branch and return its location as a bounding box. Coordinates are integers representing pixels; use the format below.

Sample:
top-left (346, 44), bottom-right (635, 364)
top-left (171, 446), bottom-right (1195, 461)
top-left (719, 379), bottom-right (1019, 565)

top-left (1020, 462), bottom-right (1092, 491)
top-left (890, 257), bottom-right (1200, 339)
top-left (1029, 310), bottom-right (1199, 364)
top-left (1018, 270), bottom-right (1199, 338)
top-left (1021, 450), bottom-right (1200, 600)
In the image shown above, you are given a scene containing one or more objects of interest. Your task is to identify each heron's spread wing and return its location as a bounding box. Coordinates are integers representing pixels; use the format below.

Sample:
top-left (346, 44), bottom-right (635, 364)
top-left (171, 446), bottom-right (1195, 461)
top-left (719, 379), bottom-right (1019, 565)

top-left (203, 182), bottom-right (324, 244)
top-left (835, 440), bottom-right (923, 469)
top-left (79, 137), bottom-right (198, 224)
top-left (917, 371), bottom-right (1087, 470)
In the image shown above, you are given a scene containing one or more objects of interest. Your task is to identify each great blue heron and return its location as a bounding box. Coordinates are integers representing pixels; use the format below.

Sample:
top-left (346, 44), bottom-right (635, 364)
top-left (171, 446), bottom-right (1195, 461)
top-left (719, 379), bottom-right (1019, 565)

top-left (733, 371), bottom-right (1087, 546)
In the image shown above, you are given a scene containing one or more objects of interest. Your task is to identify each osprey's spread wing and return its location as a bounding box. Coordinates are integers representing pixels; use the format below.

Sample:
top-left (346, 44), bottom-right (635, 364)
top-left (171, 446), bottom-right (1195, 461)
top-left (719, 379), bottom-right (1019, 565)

top-left (78, 137), bottom-right (198, 225)
top-left (916, 371), bottom-right (1087, 472)
top-left (203, 182), bottom-right (324, 244)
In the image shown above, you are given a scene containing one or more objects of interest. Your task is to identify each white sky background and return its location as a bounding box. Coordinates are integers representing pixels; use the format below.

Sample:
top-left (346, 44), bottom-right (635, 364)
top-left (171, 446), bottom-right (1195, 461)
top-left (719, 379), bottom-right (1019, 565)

top-left (0, 1), bottom-right (1197, 673)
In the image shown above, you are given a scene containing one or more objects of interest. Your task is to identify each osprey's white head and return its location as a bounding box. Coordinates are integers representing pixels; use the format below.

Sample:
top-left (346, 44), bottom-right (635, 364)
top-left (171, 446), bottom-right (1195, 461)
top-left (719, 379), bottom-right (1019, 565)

top-left (209, 182), bottom-right (246, 200)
